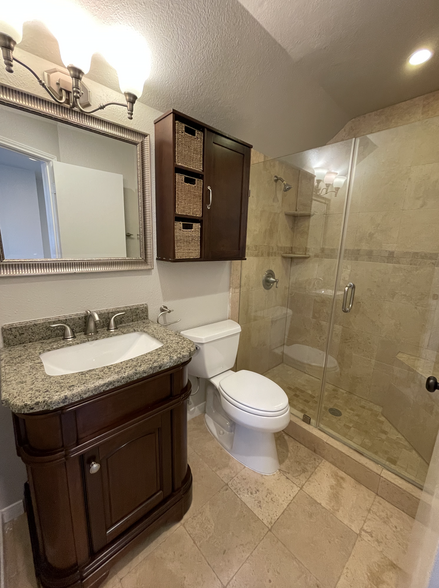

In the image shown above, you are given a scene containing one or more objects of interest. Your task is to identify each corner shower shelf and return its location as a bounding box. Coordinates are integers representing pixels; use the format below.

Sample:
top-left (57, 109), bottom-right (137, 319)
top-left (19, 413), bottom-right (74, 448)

top-left (284, 211), bottom-right (313, 217)
top-left (281, 254), bottom-right (310, 259)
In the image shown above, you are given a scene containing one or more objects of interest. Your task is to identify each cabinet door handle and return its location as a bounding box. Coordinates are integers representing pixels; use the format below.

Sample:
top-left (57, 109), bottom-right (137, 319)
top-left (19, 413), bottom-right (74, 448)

top-left (89, 461), bottom-right (101, 474)
top-left (207, 186), bottom-right (213, 210)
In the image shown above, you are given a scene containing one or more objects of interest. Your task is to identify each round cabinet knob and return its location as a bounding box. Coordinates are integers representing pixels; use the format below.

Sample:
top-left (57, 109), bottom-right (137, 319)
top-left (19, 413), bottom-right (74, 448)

top-left (426, 376), bottom-right (439, 393)
top-left (89, 461), bottom-right (101, 474)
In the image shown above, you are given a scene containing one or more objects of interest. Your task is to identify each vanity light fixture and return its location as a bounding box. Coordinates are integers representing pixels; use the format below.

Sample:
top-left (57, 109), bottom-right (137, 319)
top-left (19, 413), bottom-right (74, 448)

top-left (0, 4), bottom-right (150, 120)
top-left (314, 168), bottom-right (346, 196)
top-left (333, 175), bottom-right (347, 196)
top-left (314, 167), bottom-right (328, 188)
top-left (409, 48), bottom-right (433, 66)
top-left (323, 171), bottom-right (338, 186)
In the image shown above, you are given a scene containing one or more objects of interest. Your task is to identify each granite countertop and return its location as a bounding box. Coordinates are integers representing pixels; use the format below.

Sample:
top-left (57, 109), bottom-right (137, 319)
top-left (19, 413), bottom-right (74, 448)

top-left (0, 319), bottom-right (196, 414)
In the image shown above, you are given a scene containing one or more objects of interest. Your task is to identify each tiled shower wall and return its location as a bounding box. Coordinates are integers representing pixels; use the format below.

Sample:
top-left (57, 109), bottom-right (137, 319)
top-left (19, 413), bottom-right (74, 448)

top-left (235, 151), bottom-right (297, 374)
top-left (232, 90), bottom-right (439, 465)
top-left (330, 117), bottom-right (439, 463)
top-left (286, 109), bottom-right (439, 463)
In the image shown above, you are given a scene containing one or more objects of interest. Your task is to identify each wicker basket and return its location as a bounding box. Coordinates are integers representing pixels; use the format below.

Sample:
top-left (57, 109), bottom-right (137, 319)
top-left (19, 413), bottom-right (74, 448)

top-left (175, 173), bottom-right (203, 217)
top-left (174, 222), bottom-right (201, 259)
top-left (175, 121), bottom-right (203, 171)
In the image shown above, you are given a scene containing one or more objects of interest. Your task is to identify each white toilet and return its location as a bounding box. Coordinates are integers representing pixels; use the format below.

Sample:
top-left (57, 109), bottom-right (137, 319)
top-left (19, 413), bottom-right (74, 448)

top-left (181, 320), bottom-right (290, 475)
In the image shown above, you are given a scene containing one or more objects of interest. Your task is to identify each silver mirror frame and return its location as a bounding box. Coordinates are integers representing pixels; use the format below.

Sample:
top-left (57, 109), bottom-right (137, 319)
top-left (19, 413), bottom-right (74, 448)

top-left (0, 83), bottom-right (153, 276)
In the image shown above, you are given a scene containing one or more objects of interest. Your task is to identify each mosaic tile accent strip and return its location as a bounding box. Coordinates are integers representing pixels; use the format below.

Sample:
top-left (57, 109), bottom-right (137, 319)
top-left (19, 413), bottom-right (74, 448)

top-left (307, 247), bottom-right (439, 267)
top-left (245, 244), bottom-right (296, 257)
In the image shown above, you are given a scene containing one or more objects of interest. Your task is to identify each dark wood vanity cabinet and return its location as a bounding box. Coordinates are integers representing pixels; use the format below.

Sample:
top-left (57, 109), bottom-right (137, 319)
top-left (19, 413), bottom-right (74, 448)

top-left (13, 361), bottom-right (192, 588)
top-left (154, 110), bottom-right (252, 262)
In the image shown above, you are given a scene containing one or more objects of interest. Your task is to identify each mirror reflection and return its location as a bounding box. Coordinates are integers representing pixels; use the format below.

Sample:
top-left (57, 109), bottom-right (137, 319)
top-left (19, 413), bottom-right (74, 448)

top-left (0, 106), bottom-right (141, 260)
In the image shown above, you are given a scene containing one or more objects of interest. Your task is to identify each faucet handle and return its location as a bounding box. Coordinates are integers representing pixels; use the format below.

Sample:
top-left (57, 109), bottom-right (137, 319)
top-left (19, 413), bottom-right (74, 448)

top-left (108, 312), bottom-right (125, 332)
top-left (51, 323), bottom-right (75, 340)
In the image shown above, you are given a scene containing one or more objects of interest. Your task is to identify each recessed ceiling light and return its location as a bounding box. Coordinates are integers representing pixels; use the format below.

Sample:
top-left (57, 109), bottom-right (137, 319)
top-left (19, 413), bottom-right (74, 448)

top-left (409, 49), bottom-right (433, 65)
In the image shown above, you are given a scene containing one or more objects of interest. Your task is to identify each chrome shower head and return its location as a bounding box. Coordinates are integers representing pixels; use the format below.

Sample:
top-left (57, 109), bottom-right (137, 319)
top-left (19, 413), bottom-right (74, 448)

top-left (274, 175), bottom-right (292, 192)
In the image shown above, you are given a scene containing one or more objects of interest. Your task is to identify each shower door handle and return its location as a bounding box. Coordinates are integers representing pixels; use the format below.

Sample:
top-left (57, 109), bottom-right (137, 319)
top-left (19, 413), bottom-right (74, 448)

top-left (426, 376), bottom-right (439, 393)
top-left (342, 282), bottom-right (355, 313)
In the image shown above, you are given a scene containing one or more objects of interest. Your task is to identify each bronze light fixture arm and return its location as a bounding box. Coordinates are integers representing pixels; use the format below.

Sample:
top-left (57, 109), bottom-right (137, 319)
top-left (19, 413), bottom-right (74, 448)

top-left (0, 34), bottom-right (138, 119)
top-left (13, 57), bottom-right (69, 104)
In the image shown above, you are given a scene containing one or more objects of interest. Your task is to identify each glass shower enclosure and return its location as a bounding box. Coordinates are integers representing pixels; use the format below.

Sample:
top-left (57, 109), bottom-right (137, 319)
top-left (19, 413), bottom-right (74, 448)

top-left (237, 116), bottom-right (439, 488)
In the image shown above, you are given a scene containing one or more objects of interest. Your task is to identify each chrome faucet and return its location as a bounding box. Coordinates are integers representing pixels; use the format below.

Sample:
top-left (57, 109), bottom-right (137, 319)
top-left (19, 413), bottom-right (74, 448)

top-left (85, 310), bottom-right (100, 336)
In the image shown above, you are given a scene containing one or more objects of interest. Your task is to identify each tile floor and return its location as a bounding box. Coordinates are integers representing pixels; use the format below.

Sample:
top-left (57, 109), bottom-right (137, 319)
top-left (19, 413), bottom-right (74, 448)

top-left (4, 414), bottom-right (415, 588)
top-left (264, 363), bottom-right (429, 486)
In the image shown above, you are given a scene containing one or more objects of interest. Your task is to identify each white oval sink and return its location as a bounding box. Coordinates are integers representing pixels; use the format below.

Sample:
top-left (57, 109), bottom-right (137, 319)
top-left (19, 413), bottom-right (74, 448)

top-left (40, 332), bottom-right (163, 376)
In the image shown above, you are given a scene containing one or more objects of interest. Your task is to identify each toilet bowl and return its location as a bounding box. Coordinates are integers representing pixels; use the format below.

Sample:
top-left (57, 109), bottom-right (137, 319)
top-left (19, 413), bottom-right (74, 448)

top-left (181, 320), bottom-right (290, 475)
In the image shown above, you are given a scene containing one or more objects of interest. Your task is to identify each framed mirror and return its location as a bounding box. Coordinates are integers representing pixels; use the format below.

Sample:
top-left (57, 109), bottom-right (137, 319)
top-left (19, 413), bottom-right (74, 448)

top-left (0, 84), bottom-right (153, 276)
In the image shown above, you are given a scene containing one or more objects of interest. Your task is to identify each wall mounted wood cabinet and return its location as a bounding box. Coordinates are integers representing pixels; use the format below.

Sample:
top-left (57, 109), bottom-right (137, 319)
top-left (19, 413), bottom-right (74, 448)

top-left (13, 361), bottom-right (192, 588)
top-left (154, 110), bottom-right (252, 262)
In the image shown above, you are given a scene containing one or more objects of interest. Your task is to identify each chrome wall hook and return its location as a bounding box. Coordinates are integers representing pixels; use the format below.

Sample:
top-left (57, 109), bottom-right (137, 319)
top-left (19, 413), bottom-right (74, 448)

top-left (157, 305), bottom-right (181, 326)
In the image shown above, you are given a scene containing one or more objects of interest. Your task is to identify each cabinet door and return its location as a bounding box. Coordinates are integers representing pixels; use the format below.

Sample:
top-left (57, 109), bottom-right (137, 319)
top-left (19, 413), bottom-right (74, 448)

top-left (84, 413), bottom-right (172, 553)
top-left (204, 131), bottom-right (250, 260)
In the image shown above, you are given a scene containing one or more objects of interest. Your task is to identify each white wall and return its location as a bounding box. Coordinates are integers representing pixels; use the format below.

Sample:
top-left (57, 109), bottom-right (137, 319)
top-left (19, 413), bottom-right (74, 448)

top-left (0, 50), bottom-right (231, 510)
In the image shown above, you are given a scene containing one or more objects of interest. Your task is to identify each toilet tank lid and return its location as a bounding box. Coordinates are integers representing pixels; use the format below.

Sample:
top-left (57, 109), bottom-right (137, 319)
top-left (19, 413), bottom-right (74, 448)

top-left (181, 320), bottom-right (241, 343)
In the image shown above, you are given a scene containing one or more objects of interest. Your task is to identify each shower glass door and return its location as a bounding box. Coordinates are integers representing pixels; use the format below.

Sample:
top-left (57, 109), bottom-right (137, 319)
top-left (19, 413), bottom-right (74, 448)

top-left (238, 140), bottom-right (355, 424)
top-left (318, 116), bottom-right (439, 487)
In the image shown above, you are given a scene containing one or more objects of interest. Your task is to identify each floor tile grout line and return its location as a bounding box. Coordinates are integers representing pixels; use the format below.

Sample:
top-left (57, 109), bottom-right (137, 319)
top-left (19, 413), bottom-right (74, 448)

top-left (227, 466), bottom-right (302, 529)
top-left (115, 522), bottom-right (183, 582)
top-left (222, 526), bottom-right (270, 588)
top-left (271, 517), bottom-right (340, 588)
top-left (183, 485), bottom-right (271, 586)
top-left (356, 493), bottom-right (378, 538)
top-left (179, 525), bottom-right (225, 588)
top-left (333, 533), bottom-right (362, 588)
top-left (299, 483), bottom-right (365, 538)
top-left (182, 479), bottom-right (226, 526)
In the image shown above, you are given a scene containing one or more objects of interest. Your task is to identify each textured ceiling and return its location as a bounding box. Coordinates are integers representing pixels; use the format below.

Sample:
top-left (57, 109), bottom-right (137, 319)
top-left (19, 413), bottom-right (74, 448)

top-left (238, 0), bottom-right (439, 117)
top-left (10, 0), bottom-right (438, 158)
top-left (14, 0), bottom-right (349, 157)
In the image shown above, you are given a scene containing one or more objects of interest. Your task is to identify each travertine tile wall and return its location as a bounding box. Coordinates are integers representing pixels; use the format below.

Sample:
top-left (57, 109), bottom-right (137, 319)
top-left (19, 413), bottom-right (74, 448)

top-left (298, 91), bottom-right (439, 464)
top-left (235, 150), bottom-right (298, 374)
top-left (233, 89), bottom-right (439, 463)
top-left (327, 116), bottom-right (439, 464)
top-left (284, 174), bottom-right (350, 374)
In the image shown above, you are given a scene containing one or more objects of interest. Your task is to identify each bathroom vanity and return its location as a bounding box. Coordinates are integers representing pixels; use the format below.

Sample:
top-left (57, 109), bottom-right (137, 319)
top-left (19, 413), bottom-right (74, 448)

top-left (0, 305), bottom-right (195, 588)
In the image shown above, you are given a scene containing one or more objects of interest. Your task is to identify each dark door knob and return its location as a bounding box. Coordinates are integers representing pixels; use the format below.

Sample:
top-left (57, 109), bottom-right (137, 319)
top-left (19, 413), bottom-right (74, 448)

top-left (426, 376), bottom-right (439, 393)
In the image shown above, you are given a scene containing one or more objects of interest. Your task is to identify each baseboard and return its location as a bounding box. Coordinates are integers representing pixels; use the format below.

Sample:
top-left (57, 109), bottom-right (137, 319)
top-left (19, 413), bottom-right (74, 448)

top-left (1, 500), bottom-right (24, 525)
top-left (187, 401), bottom-right (206, 421)
top-left (0, 499), bottom-right (24, 588)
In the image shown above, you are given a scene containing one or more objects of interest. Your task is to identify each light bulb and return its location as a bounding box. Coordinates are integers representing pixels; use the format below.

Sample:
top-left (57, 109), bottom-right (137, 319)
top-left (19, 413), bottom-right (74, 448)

top-left (100, 25), bottom-right (151, 98)
top-left (323, 171), bottom-right (338, 185)
top-left (409, 49), bottom-right (433, 66)
top-left (0, 20), bottom-right (22, 44)
top-left (333, 175), bottom-right (346, 189)
top-left (0, 7), bottom-right (27, 43)
top-left (42, 0), bottom-right (97, 73)
top-left (314, 168), bottom-right (328, 182)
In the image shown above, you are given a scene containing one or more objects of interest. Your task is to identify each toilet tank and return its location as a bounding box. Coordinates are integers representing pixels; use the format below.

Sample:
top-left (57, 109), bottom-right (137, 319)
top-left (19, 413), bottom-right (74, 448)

top-left (181, 320), bottom-right (241, 378)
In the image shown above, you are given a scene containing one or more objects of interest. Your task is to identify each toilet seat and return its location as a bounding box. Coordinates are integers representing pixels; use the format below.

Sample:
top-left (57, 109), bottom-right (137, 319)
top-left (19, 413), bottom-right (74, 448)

top-left (219, 370), bottom-right (289, 417)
